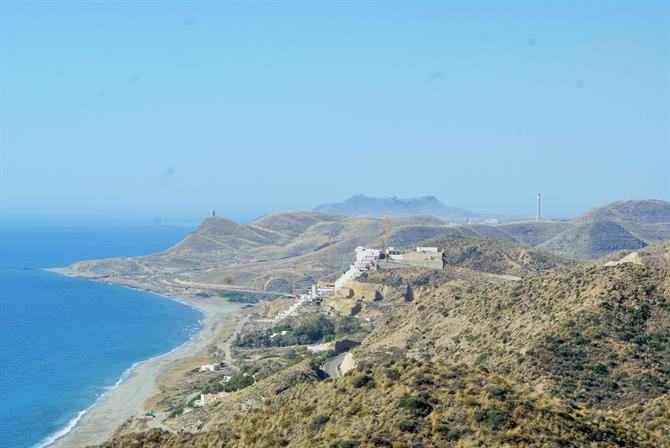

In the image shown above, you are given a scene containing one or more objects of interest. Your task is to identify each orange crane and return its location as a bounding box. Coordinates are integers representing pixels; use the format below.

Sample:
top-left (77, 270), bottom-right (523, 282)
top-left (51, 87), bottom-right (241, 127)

top-left (327, 234), bottom-right (334, 271)
top-left (382, 215), bottom-right (389, 260)
top-left (291, 264), bottom-right (298, 298)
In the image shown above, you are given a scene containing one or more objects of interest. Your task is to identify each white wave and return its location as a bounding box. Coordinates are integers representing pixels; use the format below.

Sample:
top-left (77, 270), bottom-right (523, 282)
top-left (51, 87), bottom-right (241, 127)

top-left (34, 323), bottom-right (203, 447)
top-left (33, 401), bottom-right (90, 448)
top-left (32, 278), bottom-right (206, 447)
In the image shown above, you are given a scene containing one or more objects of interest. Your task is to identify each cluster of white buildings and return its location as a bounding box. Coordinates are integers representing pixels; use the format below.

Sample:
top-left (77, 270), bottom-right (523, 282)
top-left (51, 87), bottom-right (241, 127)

top-left (302, 245), bottom-right (441, 301)
top-left (334, 247), bottom-right (381, 291)
top-left (307, 246), bottom-right (441, 299)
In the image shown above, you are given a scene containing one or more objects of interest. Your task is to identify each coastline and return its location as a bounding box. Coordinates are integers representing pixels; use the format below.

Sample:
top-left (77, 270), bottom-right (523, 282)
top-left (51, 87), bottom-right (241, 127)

top-left (42, 273), bottom-right (242, 448)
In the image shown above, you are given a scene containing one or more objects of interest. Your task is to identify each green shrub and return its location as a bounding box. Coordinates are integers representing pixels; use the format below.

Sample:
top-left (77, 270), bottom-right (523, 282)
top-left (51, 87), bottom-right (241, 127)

top-left (397, 394), bottom-right (433, 417)
top-left (385, 368), bottom-right (401, 381)
top-left (351, 374), bottom-right (375, 389)
top-left (310, 414), bottom-right (330, 430)
top-left (221, 370), bottom-right (254, 392)
top-left (474, 407), bottom-right (510, 430)
top-left (397, 419), bottom-right (416, 433)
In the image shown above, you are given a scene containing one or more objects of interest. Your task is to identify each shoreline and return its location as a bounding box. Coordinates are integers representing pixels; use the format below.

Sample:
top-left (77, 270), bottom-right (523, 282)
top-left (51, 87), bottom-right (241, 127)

top-left (42, 273), bottom-right (242, 448)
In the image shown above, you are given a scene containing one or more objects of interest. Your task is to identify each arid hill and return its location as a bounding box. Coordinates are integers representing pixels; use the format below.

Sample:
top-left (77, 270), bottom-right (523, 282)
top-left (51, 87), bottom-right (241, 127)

top-left (538, 220), bottom-right (648, 260)
top-left (100, 358), bottom-right (657, 447)
top-left (573, 199), bottom-right (670, 244)
top-left (418, 234), bottom-right (574, 276)
top-left (362, 264), bottom-right (670, 413)
top-left (495, 220), bottom-right (574, 246)
top-left (98, 261), bottom-right (670, 447)
top-left (574, 199), bottom-right (670, 226)
top-left (597, 240), bottom-right (670, 269)
top-left (58, 213), bottom-right (455, 295)
top-left (58, 200), bottom-right (670, 296)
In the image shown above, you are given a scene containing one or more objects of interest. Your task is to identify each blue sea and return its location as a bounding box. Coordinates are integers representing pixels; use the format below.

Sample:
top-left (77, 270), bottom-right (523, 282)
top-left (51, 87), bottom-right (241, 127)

top-left (0, 225), bottom-right (202, 448)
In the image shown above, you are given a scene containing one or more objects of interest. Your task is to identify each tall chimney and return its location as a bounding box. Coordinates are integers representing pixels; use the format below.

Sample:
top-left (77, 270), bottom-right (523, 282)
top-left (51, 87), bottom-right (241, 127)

top-left (536, 193), bottom-right (541, 221)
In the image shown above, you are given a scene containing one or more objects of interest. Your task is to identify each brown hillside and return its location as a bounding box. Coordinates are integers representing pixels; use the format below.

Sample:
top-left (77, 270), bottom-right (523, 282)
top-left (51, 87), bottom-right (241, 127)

top-left (538, 220), bottom-right (647, 260)
top-left (574, 199), bottom-right (670, 225)
top-left (100, 357), bottom-right (658, 447)
top-left (418, 234), bottom-right (574, 276)
top-left (362, 264), bottom-right (670, 411)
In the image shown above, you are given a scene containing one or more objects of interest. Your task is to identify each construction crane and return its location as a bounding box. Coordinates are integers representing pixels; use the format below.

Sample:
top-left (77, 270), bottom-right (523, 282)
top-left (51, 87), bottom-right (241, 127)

top-left (327, 234), bottom-right (334, 271)
top-left (382, 215), bottom-right (389, 260)
top-left (291, 264), bottom-right (298, 298)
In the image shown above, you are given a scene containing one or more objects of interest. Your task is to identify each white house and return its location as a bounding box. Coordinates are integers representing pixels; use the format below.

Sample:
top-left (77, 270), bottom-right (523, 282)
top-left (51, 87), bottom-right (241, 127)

top-left (200, 363), bottom-right (222, 372)
top-left (193, 392), bottom-right (227, 407)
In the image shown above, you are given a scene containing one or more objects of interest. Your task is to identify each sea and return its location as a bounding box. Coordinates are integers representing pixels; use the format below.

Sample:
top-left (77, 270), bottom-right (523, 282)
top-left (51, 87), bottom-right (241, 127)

top-left (0, 224), bottom-right (203, 448)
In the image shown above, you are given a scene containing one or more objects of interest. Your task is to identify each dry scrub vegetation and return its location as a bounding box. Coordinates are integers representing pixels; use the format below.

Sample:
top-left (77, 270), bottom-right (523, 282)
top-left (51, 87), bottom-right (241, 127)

top-left (101, 355), bottom-right (659, 447)
top-left (99, 240), bottom-right (670, 447)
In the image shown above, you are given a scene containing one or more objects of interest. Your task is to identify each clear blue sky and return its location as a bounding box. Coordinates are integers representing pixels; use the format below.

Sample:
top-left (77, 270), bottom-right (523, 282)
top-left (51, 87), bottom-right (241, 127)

top-left (1, 1), bottom-right (668, 223)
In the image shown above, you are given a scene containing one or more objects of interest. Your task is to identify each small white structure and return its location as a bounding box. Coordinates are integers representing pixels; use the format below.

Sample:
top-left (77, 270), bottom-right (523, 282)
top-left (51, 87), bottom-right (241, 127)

top-left (269, 330), bottom-right (288, 339)
top-left (200, 363), bottom-right (222, 372)
top-left (194, 392), bottom-right (227, 407)
top-left (387, 247), bottom-right (406, 260)
top-left (307, 341), bottom-right (335, 353)
top-left (310, 283), bottom-right (335, 299)
top-left (416, 246), bottom-right (438, 253)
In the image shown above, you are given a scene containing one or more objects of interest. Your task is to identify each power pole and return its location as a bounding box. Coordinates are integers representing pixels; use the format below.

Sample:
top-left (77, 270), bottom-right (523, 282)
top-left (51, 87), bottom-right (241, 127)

top-left (536, 193), bottom-right (541, 221)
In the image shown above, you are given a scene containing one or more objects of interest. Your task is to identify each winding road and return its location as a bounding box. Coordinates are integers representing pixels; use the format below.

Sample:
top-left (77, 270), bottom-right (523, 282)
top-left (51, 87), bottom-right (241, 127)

top-left (321, 352), bottom-right (346, 378)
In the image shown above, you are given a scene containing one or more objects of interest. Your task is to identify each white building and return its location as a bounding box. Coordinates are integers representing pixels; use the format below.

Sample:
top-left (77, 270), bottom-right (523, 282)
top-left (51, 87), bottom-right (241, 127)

top-left (310, 283), bottom-right (335, 299)
top-left (200, 363), bottom-right (222, 372)
top-left (416, 246), bottom-right (439, 253)
top-left (334, 246), bottom-right (382, 291)
top-left (193, 392), bottom-right (227, 407)
top-left (387, 247), bottom-right (407, 261)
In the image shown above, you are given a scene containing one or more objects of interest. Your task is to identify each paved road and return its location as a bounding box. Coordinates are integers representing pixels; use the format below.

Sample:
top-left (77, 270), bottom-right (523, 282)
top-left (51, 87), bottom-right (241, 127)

top-left (321, 352), bottom-right (346, 378)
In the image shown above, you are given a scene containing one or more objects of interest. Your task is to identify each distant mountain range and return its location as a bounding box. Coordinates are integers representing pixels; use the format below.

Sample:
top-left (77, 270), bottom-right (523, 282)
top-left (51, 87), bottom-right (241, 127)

top-left (314, 195), bottom-right (515, 224)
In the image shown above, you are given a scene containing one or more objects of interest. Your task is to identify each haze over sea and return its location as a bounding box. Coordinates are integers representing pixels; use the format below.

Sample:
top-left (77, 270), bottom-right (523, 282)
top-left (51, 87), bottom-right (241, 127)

top-left (0, 224), bottom-right (202, 448)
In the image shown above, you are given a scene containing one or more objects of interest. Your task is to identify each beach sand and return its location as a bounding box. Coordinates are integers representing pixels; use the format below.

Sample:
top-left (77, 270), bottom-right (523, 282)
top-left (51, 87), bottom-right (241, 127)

top-left (49, 295), bottom-right (241, 448)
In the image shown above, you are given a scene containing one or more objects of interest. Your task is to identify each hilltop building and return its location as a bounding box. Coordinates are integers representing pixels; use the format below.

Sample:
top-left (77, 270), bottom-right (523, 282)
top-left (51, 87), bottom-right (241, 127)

top-left (307, 245), bottom-right (444, 301)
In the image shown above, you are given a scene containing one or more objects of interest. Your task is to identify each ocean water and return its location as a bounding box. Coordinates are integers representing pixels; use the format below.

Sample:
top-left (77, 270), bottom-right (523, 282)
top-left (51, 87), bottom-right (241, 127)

top-left (0, 225), bottom-right (202, 448)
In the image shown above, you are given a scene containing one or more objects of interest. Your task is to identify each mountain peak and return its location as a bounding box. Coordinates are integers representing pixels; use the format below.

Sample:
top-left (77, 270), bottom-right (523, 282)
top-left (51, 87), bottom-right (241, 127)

top-left (314, 195), bottom-right (495, 224)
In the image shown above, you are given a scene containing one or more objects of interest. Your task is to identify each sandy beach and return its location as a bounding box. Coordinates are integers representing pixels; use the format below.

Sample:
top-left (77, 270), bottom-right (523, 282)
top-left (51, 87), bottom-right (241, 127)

top-left (48, 294), bottom-right (241, 448)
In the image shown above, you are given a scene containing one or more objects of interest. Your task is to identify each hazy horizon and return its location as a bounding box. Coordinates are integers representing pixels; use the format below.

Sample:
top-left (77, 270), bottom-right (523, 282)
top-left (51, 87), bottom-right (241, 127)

top-left (2, 193), bottom-right (668, 227)
top-left (1, 2), bottom-right (669, 222)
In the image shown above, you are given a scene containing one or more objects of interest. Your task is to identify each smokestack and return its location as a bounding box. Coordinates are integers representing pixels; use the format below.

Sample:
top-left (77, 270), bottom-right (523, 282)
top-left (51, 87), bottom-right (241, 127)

top-left (536, 193), bottom-right (541, 221)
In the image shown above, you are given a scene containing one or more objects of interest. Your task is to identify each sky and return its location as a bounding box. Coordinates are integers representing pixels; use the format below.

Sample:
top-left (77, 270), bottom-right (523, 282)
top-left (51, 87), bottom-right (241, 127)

top-left (1, 1), bottom-right (669, 224)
